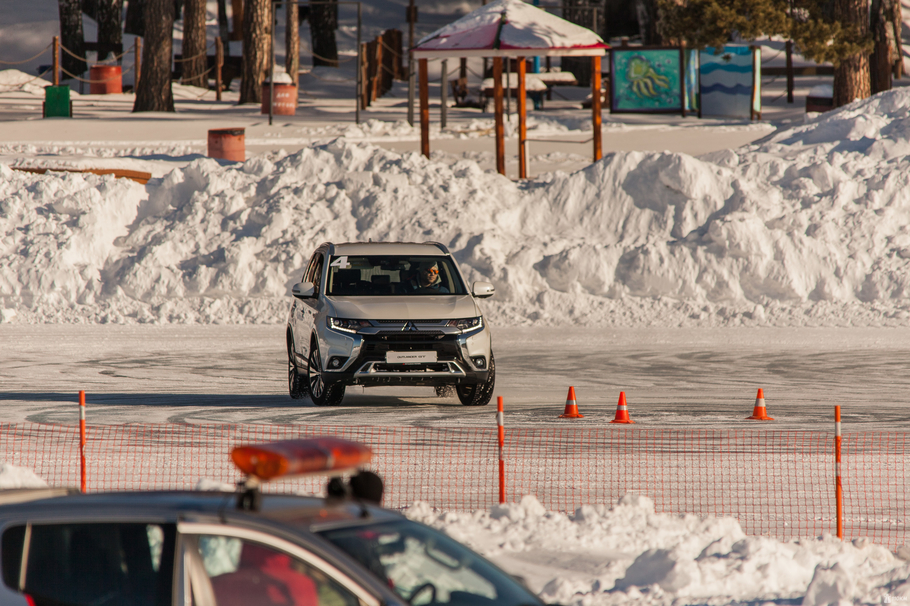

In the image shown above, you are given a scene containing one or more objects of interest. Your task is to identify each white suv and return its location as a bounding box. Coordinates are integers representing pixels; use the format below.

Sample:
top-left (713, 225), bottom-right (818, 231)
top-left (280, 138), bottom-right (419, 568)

top-left (287, 242), bottom-right (496, 406)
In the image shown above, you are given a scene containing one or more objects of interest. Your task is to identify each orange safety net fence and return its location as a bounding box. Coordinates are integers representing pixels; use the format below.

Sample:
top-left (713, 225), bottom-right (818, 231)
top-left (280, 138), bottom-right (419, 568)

top-left (1, 423), bottom-right (907, 549)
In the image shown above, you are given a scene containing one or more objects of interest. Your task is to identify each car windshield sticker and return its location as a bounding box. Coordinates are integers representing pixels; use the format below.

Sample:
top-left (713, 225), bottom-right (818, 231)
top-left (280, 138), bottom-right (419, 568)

top-left (330, 256), bottom-right (350, 269)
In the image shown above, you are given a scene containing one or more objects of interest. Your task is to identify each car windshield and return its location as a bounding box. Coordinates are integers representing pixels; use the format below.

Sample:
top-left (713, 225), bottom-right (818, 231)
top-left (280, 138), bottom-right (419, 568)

top-left (318, 520), bottom-right (542, 606)
top-left (326, 255), bottom-right (467, 296)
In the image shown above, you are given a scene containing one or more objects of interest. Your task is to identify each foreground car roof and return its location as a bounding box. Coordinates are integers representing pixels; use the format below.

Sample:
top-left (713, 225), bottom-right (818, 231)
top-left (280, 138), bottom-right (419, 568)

top-left (0, 490), bottom-right (402, 527)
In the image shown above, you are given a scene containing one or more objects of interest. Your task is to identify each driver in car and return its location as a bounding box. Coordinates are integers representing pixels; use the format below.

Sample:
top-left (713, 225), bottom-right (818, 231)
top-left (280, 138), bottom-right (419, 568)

top-left (400, 262), bottom-right (449, 294)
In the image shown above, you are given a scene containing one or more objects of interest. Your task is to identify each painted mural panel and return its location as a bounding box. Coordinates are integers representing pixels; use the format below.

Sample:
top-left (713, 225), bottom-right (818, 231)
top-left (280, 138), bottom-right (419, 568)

top-left (699, 45), bottom-right (756, 118)
top-left (610, 49), bottom-right (682, 112)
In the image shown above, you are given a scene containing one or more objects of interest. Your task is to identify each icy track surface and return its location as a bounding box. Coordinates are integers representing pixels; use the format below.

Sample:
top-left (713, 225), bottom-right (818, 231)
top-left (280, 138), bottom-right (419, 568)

top-left (4, 89), bottom-right (910, 327)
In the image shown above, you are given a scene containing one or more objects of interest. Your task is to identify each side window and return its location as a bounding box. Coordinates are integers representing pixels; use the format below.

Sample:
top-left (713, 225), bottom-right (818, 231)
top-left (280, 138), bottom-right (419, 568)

top-left (194, 535), bottom-right (361, 606)
top-left (307, 255), bottom-right (325, 297)
top-left (2, 522), bottom-right (176, 606)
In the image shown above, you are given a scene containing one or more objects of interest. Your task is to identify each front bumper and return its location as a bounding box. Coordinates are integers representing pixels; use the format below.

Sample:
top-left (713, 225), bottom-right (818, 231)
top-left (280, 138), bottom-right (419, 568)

top-left (320, 321), bottom-right (491, 387)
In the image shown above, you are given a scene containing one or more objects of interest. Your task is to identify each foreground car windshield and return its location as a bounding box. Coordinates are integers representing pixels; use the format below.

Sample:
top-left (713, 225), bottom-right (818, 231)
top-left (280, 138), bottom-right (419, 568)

top-left (319, 520), bottom-right (542, 606)
top-left (326, 256), bottom-right (467, 296)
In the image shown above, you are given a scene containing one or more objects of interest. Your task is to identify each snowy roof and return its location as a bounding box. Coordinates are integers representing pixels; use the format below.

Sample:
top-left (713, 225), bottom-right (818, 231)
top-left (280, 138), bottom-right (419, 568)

top-left (412, 0), bottom-right (608, 58)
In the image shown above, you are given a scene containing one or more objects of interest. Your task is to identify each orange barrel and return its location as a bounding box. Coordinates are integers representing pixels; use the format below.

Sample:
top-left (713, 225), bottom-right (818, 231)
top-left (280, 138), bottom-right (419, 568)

top-left (207, 128), bottom-right (245, 162)
top-left (89, 65), bottom-right (122, 94)
top-left (261, 83), bottom-right (298, 115)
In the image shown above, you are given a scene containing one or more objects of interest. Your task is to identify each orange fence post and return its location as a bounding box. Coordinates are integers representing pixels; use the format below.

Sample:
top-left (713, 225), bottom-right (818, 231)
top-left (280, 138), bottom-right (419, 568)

top-left (79, 390), bottom-right (86, 493)
top-left (835, 405), bottom-right (843, 539)
top-left (497, 396), bottom-right (505, 504)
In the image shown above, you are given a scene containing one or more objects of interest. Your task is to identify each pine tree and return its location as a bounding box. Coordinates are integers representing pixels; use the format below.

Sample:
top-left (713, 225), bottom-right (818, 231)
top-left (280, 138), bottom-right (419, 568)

top-left (133, 0), bottom-right (175, 112)
top-left (239, 0), bottom-right (271, 103)
top-left (57, 0), bottom-right (87, 77)
top-left (182, 0), bottom-right (208, 87)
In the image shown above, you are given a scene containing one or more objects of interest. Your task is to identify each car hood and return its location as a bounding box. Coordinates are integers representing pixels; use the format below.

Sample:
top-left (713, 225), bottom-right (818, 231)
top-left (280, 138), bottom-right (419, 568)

top-left (327, 295), bottom-right (478, 320)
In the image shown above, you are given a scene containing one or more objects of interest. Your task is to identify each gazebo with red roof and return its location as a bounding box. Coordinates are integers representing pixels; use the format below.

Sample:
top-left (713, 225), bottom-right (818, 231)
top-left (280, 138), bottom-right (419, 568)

top-left (411, 0), bottom-right (609, 178)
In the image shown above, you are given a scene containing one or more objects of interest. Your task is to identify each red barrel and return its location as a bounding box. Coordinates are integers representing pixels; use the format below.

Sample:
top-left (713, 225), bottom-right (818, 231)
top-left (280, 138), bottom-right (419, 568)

top-left (207, 128), bottom-right (245, 162)
top-left (261, 83), bottom-right (298, 115)
top-left (89, 65), bottom-right (122, 94)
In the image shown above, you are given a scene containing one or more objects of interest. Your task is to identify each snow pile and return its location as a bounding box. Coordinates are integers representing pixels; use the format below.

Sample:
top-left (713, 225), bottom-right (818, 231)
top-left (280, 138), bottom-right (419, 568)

top-left (0, 462), bottom-right (48, 488)
top-left (3, 88), bottom-right (910, 326)
top-left (407, 494), bottom-right (910, 605)
top-left (0, 68), bottom-right (59, 96)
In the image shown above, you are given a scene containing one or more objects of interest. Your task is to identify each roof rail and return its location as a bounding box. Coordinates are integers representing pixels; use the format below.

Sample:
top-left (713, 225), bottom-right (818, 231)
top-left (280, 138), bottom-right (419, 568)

top-left (427, 242), bottom-right (450, 254)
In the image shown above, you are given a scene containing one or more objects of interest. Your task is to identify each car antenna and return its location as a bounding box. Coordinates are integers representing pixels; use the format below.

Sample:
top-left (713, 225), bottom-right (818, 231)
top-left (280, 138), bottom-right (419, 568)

top-left (236, 476), bottom-right (262, 512)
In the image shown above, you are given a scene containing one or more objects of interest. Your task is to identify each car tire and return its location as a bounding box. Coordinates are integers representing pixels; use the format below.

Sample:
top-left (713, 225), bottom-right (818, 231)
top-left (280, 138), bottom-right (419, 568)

top-left (456, 355), bottom-right (495, 406)
top-left (288, 332), bottom-right (306, 400)
top-left (308, 339), bottom-right (345, 406)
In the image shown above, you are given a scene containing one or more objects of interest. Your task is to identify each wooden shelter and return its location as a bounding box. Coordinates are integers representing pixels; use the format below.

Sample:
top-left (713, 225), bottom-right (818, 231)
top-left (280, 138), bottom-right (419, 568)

top-left (411, 0), bottom-right (609, 178)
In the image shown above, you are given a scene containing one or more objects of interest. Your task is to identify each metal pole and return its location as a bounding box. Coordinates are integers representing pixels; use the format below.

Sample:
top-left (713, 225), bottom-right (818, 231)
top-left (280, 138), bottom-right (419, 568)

top-left (497, 396), bottom-right (505, 504)
top-left (419, 58), bottom-right (430, 157)
top-left (269, 0), bottom-right (276, 126)
top-left (356, 1), bottom-right (361, 124)
top-left (79, 390), bottom-right (86, 493)
top-left (407, 0), bottom-right (415, 126)
top-left (440, 58), bottom-right (448, 128)
top-left (835, 405), bottom-right (843, 539)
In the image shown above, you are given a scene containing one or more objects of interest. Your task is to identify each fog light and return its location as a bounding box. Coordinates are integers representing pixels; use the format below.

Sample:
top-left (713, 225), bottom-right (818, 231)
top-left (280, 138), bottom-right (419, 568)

top-left (471, 356), bottom-right (486, 369)
top-left (328, 357), bottom-right (348, 369)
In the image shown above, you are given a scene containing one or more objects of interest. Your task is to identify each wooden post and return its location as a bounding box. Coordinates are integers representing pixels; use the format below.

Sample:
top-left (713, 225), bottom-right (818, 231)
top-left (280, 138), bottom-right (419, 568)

top-left (360, 43), bottom-right (369, 109)
top-left (545, 56), bottom-right (552, 100)
top-left (493, 57), bottom-right (505, 176)
top-left (52, 36), bottom-right (60, 86)
top-left (785, 40), bottom-right (794, 103)
top-left (517, 57), bottom-right (527, 179)
top-left (592, 54), bottom-right (602, 162)
top-left (441, 59), bottom-right (448, 129)
top-left (373, 37), bottom-right (384, 102)
top-left (460, 57), bottom-right (467, 79)
top-left (231, 0), bottom-right (244, 41)
top-left (419, 58), bottom-right (430, 158)
top-left (215, 37), bottom-right (223, 101)
top-left (135, 38), bottom-right (142, 89)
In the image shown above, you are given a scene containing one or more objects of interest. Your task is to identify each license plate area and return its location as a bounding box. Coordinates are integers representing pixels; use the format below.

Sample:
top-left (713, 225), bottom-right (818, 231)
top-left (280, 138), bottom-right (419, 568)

top-left (386, 351), bottom-right (437, 364)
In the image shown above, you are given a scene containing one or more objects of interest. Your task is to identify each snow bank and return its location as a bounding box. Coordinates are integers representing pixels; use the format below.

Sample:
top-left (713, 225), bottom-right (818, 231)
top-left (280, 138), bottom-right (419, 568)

top-left (406, 495), bottom-right (910, 605)
top-left (0, 462), bottom-right (48, 488)
top-left (3, 88), bottom-right (910, 326)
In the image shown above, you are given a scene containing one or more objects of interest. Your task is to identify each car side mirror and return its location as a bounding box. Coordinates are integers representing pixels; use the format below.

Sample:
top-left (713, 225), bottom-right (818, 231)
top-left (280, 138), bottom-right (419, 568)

top-left (292, 282), bottom-right (315, 299)
top-left (472, 281), bottom-right (495, 298)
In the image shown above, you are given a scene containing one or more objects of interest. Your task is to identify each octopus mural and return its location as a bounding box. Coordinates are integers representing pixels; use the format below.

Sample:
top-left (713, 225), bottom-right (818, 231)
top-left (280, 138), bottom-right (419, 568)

top-left (626, 55), bottom-right (671, 98)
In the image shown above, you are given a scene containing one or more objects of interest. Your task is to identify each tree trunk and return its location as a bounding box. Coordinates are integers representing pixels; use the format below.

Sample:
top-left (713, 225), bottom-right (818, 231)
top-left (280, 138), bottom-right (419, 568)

top-left (96, 0), bottom-right (124, 60)
top-left (125, 0), bottom-right (145, 36)
top-left (133, 0), bottom-right (175, 112)
top-left (239, 0), bottom-right (271, 103)
top-left (888, 0), bottom-right (903, 77)
top-left (286, 0), bottom-right (299, 86)
top-left (870, 0), bottom-right (892, 94)
top-left (58, 0), bottom-right (87, 77)
top-left (832, 0), bottom-right (871, 107)
top-left (216, 0), bottom-right (230, 55)
top-left (182, 0), bottom-right (208, 86)
top-left (310, 0), bottom-right (338, 67)
top-left (636, 0), bottom-right (662, 45)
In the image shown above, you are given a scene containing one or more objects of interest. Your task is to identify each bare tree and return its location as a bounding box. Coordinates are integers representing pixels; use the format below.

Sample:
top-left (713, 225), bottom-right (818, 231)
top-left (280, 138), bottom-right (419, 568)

top-left (310, 0), bottom-right (338, 67)
top-left (832, 0), bottom-right (870, 106)
top-left (57, 0), bottom-right (86, 77)
top-left (182, 0), bottom-right (208, 86)
top-left (239, 0), bottom-right (271, 103)
top-left (287, 0), bottom-right (300, 86)
top-left (95, 0), bottom-right (124, 60)
top-left (133, 0), bottom-right (176, 112)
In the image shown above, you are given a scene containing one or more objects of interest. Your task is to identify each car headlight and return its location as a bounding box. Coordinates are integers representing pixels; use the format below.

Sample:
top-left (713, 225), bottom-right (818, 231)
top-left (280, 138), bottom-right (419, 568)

top-left (447, 317), bottom-right (483, 331)
top-left (327, 318), bottom-right (370, 333)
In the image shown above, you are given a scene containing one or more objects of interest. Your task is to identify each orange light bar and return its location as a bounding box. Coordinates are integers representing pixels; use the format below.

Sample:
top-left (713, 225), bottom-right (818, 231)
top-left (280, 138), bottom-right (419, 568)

top-left (231, 437), bottom-right (373, 481)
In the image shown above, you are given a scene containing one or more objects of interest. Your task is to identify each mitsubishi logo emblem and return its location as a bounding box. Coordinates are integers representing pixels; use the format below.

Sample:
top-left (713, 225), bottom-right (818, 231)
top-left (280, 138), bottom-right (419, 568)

top-left (402, 321), bottom-right (418, 332)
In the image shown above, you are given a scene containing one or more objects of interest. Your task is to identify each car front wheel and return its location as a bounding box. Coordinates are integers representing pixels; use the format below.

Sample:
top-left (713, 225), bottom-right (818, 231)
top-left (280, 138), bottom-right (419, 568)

top-left (307, 339), bottom-right (345, 406)
top-left (456, 355), bottom-right (495, 406)
top-left (288, 333), bottom-right (306, 399)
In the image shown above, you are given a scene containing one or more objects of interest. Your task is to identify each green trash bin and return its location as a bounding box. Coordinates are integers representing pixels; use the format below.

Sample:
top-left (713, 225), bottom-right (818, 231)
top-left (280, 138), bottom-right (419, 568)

top-left (43, 85), bottom-right (72, 118)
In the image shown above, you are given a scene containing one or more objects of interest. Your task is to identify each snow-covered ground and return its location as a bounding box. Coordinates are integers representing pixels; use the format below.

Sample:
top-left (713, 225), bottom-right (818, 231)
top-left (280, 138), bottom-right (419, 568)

top-left (5, 2), bottom-right (910, 604)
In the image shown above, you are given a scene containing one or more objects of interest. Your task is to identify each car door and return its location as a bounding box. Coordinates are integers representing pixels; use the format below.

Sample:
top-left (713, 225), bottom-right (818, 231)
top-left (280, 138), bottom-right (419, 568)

top-left (177, 523), bottom-right (382, 606)
top-left (0, 520), bottom-right (178, 606)
top-left (293, 252), bottom-right (325, 360)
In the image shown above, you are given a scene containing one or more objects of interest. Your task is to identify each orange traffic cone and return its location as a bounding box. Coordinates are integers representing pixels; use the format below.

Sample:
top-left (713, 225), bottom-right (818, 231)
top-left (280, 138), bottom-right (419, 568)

top-left (610, 391), bottom-right (635, 424)
top-left (746, 388), bottom-right (774, 420)
top-left (559, 387), bottom-right (584, 418)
